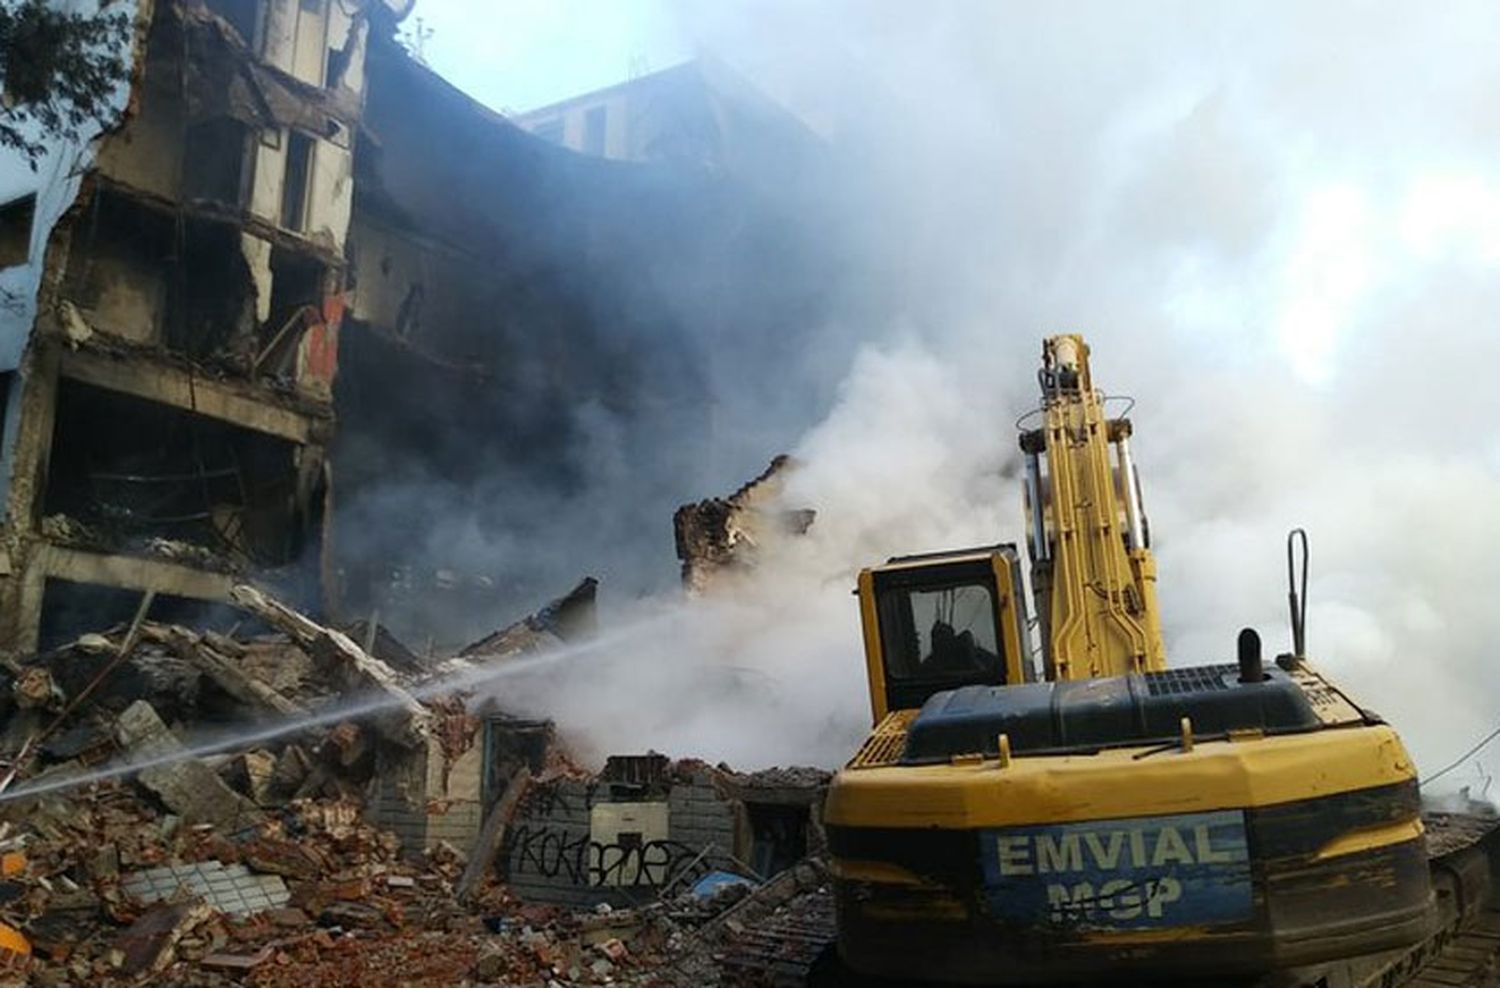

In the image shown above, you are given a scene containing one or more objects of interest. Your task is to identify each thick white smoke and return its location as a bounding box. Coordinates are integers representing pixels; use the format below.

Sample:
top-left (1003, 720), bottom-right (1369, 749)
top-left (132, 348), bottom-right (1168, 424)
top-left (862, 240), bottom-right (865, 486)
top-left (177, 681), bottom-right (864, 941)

top-left (487, 344), bottom-right (1019, 769)
top-left (485, 2), bottom-right (1500, 794)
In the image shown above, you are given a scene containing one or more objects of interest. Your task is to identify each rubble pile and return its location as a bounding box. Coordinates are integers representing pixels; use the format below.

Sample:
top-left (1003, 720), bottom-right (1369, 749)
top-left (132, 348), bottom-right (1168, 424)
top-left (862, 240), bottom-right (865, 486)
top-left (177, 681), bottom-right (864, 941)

top-left (0, 784), bottom-right (830, 987)
top-left (710, 862), bottom-right (836, 987)
top-left (0, 787), bottom-right (460, 982)
top-left (673, 457), bottom-right (816, 594)
top-left (0, 580), bottom-right (830, 985)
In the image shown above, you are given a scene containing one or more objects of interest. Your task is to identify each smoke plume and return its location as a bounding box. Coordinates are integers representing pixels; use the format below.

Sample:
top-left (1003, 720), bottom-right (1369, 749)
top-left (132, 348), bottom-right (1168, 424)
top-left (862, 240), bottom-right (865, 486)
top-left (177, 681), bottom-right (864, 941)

top-left (467, 2), bottom-right (1500, 792)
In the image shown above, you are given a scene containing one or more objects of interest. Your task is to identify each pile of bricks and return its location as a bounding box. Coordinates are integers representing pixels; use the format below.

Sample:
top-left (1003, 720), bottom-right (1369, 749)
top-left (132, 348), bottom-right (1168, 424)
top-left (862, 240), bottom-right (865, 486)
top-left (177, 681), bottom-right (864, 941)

top-left (0, 773), bottom-right (809, 986)
top-left (0, 565), bottom-right (833, 985)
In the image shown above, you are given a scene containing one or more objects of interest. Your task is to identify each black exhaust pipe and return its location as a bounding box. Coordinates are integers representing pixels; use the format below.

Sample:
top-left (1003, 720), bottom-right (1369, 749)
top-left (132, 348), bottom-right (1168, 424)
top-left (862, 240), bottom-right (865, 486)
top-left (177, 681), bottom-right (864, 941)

top-left (1238, 627), bottom-right (1265, 684)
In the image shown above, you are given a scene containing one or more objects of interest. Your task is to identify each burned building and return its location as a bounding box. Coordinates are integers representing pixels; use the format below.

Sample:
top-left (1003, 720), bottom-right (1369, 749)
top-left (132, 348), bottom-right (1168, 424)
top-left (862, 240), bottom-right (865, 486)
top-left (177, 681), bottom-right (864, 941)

top-left (333, 33), bottom-right (842, 645)
top-left (0, 0), bottom-right (844, 656)
top-left (0, 0), bottom-right (410, 654)
top-left (0, 0), bottom-right (843, 866)
top-left (0, 11), bottom-right (849, 968)
top-left (515, 57), bottom-right (824, 183)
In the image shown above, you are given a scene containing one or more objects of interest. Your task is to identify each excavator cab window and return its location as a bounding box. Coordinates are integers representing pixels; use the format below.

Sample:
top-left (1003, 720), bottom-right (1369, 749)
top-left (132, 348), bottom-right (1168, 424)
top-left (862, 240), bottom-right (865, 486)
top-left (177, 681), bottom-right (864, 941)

top-left (874, 562), bottom-right (1006, 710)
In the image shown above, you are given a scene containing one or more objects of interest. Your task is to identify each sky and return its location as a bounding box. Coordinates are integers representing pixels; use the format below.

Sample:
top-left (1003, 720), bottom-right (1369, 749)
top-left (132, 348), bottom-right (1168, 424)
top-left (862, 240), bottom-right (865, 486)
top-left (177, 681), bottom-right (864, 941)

top-left (411, 0), bottom-right (688, 113)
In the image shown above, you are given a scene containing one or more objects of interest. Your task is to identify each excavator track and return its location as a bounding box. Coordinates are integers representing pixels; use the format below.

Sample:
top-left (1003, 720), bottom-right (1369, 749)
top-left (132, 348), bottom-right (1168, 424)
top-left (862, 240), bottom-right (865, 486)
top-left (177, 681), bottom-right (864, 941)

top-left (715, 813), bottom-right (1500, 988)
top-left (1399, 910), bottom-right (1500, 988)
top-left (1287, 812), bottom-right (1500, 988)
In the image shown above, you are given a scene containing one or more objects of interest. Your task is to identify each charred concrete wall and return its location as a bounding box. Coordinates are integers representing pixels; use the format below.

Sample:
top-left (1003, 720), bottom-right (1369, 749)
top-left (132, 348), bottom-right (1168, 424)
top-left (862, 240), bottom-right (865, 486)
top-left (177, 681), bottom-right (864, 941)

top-left (366, 729), bottom-right (486, 852)
top-left (674, 455), bottom-right (816, 593)
top-left (0, 0), bottom-right (402, 655)
top-left (332, 36), bottom-right (846, 646)
top-left (0, 0), bottom-right (849, 654)
top-left (501, 766), bottom-right (740, 909)
top-left (497, 758), bottom-right (827, 909)
top-left (515, 57), bottom-right (827, 192)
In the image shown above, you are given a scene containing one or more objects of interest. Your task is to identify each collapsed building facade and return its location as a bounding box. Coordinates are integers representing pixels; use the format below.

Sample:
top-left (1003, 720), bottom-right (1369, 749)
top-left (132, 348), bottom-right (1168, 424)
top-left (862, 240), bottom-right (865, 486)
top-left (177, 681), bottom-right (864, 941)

top-left (0, 3), bottom-right (845, 980)
top-left (0, 0), bottom-right (840, 655)
top-left (336, 40), bottom-right (839, 647)
top-left (0, 0), bottom-right (402, 655)
top-left (0, 501), bottom-right (832, 981)
top-left (501, 754), bottom-right (826, 910)
top-left (0, 1), bottom-right (858, 983)
top-left (673, 454), bottom-right (814, 594)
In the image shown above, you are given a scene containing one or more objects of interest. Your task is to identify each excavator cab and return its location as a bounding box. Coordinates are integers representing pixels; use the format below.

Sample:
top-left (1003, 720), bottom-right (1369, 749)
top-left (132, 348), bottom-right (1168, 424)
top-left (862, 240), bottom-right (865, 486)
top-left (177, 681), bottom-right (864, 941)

top-left (856, 547), bottom-right (1033, 722)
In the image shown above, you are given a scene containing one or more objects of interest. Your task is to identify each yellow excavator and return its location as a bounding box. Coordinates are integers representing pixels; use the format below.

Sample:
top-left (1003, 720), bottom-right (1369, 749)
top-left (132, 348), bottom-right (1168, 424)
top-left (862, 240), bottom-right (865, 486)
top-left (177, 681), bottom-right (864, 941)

top-left (823, 335), bottom-right (1440, 984)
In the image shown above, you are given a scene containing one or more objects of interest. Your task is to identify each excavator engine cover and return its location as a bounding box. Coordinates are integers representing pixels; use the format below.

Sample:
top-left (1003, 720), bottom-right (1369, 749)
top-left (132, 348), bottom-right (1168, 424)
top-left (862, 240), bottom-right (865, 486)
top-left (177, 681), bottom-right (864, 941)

top-left (902, 663), bottom-right (1320, 762)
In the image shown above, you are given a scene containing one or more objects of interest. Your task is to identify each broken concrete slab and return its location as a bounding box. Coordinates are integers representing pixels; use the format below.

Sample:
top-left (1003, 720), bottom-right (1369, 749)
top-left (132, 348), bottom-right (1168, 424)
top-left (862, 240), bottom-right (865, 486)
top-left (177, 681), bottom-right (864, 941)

top-left (341, 618), bottom-right (427, 674)
top-left (287, 877), bottom-right (373, 916)
top-left (240, 836), bottom-right (326, 881)
top-left (269, 743), bottom-right (313, 800)
top-left (112, 700), bottom-right (263, 832)
top-left (456, 766), bottom-right (530, 903)
top-left (142, 623), bottom-right (305, 717)
top-left (111, 901), bottom-right (213, 977)
top-left (200, 945), bottom-right (273, 972)
top-left (459, 578), bottom-right (598, 659)
top-left (264, 907), bottom-right (311, 928)
top-left (229, 585), bottom-right (430, 743)
top-left (121, 860), bottom-right (289, 917)
top-left (317, 900), bottom-right (393, 931)
top-left (227, 749), bottom-right (278, 806)
top-left (321, 720), bottom-right (371, 770)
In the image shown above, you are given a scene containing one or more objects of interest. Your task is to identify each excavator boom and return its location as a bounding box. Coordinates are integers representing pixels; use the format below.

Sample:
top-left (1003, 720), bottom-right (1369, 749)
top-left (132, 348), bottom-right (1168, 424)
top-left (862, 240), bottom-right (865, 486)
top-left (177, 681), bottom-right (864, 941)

top-left (1022, 334), bottom-right (1165, 679)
